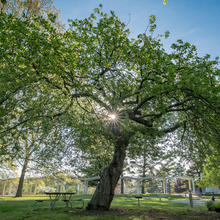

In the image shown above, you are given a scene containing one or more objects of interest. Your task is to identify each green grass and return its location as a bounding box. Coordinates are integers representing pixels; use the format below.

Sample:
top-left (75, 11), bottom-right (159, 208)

top-left (0, 194), bottom-right (218, 220)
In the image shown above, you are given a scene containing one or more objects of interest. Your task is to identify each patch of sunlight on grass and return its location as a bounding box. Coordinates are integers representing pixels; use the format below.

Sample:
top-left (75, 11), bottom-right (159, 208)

top-left (111, 196), bottom-right (188, 211)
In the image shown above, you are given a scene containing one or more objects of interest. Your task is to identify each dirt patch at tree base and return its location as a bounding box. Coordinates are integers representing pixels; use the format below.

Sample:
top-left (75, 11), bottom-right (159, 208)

top-left (71, 207), bottom-right (220, 219)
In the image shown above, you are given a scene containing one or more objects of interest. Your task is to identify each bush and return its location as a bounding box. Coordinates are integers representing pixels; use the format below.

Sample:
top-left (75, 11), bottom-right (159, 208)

top-left (205, 192), bottom-right (214, 195)
top-left (215, 202), bottom-right (220, 212)
top-left (206, 201), bottom-right (215, 211)
top-left (207, 201), bottom-right (220, 212)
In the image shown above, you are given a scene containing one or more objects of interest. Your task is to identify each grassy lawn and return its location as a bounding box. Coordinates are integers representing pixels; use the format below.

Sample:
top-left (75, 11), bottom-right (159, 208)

top-left (0, 194), bottom-right (220, 220)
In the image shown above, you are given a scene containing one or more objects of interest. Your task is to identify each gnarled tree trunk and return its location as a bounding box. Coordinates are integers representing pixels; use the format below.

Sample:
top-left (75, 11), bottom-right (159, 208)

top-left (87, 135), bottom-right (130, 210)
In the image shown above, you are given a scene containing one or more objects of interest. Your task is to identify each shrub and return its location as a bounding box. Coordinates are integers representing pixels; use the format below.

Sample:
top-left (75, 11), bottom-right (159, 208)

top-left (206, 201), bottom-right (215, 211)
top-left (207, 201), bottom-right (220, 212)
top-left (215, 202), bottom-right (220, 212)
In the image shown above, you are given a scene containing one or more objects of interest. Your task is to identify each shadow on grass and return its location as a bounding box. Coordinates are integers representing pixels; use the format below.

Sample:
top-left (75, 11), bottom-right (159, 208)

top-left (1, 195), bottom-right (220, 220)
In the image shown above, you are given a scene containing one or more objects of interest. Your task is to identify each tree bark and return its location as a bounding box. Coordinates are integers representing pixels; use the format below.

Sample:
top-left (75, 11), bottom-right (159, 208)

top-left (2, 182), bottom-right (6, 196)
top-left (15, 159), bottom-right (28, 197)
top-left (141, 148), bottom-right (146, 194)
top-left (29, 184), bottom-right (33, 195)
top-left (34, 184), bottom-right (37, 194)
top-left (8, 183), bottom-right (12, 195)
top-left (198, 172), bottom-right (202, 196)
top-left (87, 135), bottom-right (129, 210)
top-left (121, 177), bottom-right (124, 194)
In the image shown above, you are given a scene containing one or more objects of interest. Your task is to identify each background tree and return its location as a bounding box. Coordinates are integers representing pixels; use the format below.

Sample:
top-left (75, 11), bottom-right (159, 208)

top-left (0, 161), bottom-right (17, 179)
top-left (0, 0), bottom-right (60, 21)
top-left (198, 147), bottom-right (220, 188)
top-left (176, 132), bottom-right (214, 193)
top-left (0, 0), bottom-right (62, 138)
top-left (0, 6), bottom-right (219, 210)
top-left (80, 152), bottom-right (112, 181)
top-left (128, 137), bottom-right (164, 193)
top-left (174, 179), bottom-right (188, 193)
top-left (156, 160), bottom-right (175, 177)
top-left (1, 121), bottom-right (72, 197)
top-left (72, 129), bottom-right (113, 178)
top-left (185, 147), bottom-right (207, 194)
top-left (12, 126), bottom-right (47, 197)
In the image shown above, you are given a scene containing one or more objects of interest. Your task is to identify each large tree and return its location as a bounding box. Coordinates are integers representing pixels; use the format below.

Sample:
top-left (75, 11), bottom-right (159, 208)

top-left (0, 6), bottom-right (219, 210)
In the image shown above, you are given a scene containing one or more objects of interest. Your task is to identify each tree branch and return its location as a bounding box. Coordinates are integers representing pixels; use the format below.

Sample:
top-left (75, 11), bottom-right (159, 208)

top-left (159, 123), bottom-right (182, 134)
top-left (128, 112), bottom-right (153, 127)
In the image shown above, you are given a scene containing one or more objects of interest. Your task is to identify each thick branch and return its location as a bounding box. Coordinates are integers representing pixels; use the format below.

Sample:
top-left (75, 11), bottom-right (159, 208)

top-left (72, 93), bottom-right (112, 112)
top-left (128, 112), bottom-right (153, 127)
top-left (181, 87), bottom-right (219, 112)
top-left (133, 95), bottom-right (155, 113)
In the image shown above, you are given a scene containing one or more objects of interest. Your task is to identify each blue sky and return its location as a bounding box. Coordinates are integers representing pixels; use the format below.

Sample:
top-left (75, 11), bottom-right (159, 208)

top-left (54, 0), bottom-right (220, 59)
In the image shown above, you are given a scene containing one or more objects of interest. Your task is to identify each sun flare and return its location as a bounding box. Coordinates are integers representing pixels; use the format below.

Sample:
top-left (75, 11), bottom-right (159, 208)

top-left (109, 113), bottom-right (117, 121)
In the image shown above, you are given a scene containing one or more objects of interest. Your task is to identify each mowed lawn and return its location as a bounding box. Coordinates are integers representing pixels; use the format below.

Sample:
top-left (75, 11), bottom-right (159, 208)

top-left (1, 194), bottom-right (220, 220)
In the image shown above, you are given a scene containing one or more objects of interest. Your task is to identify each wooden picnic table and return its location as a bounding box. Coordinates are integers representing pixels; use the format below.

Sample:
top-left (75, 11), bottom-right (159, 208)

top-left (45, 192), bottom-right (76, 209)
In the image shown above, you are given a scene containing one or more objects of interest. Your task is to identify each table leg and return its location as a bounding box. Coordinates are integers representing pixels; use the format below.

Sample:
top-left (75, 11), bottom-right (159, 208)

top-left (64, 194), bottom-right (69, 208)
top-left (68, 194), bottom-right (73, 208)
top-left (50, 200), bottom-right (56, 210)
top-left (50, 194), bottom-right (59, 210)
top-left (65, 200), bottom-right (69, 208)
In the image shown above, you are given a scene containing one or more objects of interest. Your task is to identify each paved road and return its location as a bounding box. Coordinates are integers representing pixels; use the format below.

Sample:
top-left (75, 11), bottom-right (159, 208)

top-left (173, 199), bottom-right (220, 206)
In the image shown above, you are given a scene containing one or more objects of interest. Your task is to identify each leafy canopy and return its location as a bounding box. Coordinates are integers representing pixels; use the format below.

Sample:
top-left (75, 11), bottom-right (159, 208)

top-left (0, 6), bottom-right (219, 161)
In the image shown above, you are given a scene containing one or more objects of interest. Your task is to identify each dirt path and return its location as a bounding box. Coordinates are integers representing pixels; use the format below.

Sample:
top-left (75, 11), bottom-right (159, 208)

top-left (173, 199), bottom-right (220, 207)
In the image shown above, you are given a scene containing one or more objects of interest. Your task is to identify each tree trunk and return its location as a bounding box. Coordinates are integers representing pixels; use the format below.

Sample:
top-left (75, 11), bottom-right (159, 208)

top-left (141, 148), bottom-right (146, 194)
top-left (2, 182), bottom-right (6, 196)
top-left (87, 135), bottom-right (129, 210)
top-left (15, 159), bottom-right (28, 197)
top-left (29, 184), bottom-right (33, 195)
top-left (34, 184), bottom-right (37, 194)
top-left (121, 176), bottom-right (124, 194)
top-left (198, 172), bottom-right (202, 196)
top-left (8, 183), bottom-right (12, 195)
